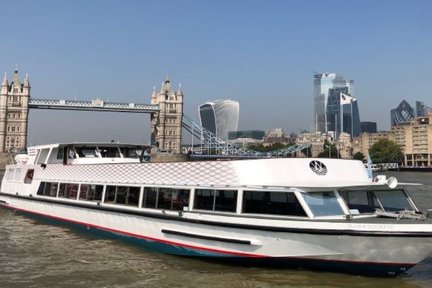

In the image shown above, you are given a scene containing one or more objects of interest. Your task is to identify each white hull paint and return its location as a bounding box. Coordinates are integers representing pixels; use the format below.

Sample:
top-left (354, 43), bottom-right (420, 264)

top-left (2, 143), bottom-right (432, 276)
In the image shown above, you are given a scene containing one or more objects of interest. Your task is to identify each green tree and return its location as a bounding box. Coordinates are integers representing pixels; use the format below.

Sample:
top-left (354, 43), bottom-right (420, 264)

top-left (369, 139), bottom-right (403, 163)
top-left (317, 139), bottom-right (338, 158)
top-left (352, 151), bottom-right (365, 161)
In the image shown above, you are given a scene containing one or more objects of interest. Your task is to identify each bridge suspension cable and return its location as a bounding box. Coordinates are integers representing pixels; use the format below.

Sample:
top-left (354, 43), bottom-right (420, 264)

top-left (181, 115), bottom-right (311, 158)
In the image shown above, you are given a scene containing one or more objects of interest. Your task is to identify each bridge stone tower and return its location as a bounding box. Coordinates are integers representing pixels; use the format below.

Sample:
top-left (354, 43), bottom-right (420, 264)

top-left (0, 70), bottom-right (30, 152)
top-left (151, 78), bottom-right (183, 154)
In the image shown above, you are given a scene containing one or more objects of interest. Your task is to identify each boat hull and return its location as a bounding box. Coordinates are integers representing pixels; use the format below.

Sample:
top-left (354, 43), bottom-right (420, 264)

top-left (1, 194), bottom-right (431, 276)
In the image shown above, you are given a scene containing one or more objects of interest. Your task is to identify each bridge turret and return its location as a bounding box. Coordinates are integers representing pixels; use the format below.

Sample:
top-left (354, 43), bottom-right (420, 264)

top-left (0, 69), bottom-right (30, 152)
top-left (1, 73), bottom-right (8, 95)
top-left (22, 73), bottom-right (31, 96)
top-left (150, 78), bottom-right (183, 154)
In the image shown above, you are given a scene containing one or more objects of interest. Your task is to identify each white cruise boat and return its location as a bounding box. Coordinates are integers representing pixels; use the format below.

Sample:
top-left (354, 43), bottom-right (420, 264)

top-left (1, 142), bottom-right (432, 276)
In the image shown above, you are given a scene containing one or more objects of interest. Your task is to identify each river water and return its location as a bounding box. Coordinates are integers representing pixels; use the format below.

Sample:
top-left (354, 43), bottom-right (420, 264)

top-left (0, 172), bottom-right (431, 288)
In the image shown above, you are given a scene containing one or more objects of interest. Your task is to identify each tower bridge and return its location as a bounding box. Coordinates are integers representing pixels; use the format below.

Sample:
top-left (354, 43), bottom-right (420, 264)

top-left (1, 69), bottom-right (310, 157)
top-left (28, 98), bottom-right (159, 113)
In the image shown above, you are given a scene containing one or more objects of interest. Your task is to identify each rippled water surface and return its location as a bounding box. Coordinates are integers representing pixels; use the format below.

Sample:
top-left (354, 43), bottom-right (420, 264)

top-left (1, 172), bottom-right (431, 287)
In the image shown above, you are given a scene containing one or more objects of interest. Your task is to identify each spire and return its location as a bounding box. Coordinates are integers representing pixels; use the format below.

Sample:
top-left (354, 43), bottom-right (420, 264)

top-left (24, 73), bottom-right (30, 87)
top-left (1, 72), bottom-right (7, 87)
top-left (12, 69), bottom-right (20, 87)
top-left (176, 83), bottom-right (183, 96)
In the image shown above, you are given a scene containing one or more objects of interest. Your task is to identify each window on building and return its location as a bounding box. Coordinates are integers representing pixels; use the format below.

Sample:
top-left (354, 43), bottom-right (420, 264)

top-left (194, 189), bottom-right (237, 212)
top-left (243, 191), bottom-right (307, 217)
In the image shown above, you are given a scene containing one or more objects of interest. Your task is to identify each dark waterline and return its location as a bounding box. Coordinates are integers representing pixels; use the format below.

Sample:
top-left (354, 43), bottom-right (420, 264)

top-left (1, 171), bottom-right (431, 288)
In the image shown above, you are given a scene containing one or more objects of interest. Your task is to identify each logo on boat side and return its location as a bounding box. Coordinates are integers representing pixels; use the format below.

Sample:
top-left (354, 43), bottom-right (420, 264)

top-left (309, 160), bottom-right (327, 176)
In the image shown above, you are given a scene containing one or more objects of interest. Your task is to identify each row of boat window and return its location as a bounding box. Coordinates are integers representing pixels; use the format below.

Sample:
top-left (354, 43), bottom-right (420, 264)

top-left (36, 182), bottom-right (308, 216)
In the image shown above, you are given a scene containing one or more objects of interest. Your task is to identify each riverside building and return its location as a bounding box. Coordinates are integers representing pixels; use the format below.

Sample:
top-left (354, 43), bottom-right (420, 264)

top-left (391, 114), bottom-right (432, 167)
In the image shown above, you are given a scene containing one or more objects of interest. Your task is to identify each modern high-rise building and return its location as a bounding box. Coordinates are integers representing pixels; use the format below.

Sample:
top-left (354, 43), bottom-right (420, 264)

top-left (314, 73), bottom-right (354, 133)
top-left (325, 87), bottom-right (361, 137)
top-left (199, 100), bottom-right (239, 140)
top-left (360, 121), bottom-right (377, 133)
top-left (416, 101), bottom-right (431, 117)
top-left (390, 100), bottom-right (415, 126)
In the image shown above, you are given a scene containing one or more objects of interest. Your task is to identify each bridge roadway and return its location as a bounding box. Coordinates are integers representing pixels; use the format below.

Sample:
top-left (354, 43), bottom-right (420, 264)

top-left (29, 98), bottom-right (159, 113)
top-left (28, 98), bottom-right (311, 158)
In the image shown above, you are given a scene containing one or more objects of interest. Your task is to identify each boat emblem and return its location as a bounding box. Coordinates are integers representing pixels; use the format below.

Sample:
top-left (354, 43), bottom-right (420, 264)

top-left (309, 160), bottom-right (327, 176)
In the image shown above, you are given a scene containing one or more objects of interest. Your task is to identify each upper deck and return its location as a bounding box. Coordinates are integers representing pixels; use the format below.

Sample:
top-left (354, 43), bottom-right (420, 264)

top-left (20, 143), bottom-right (146, 165)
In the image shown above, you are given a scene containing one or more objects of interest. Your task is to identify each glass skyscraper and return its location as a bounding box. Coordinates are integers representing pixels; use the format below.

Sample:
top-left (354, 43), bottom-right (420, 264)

top-left (314, 73), bottom-right (354, 133)
top-left (326, 87), bottom-right (361, 137)
top-left (199, 100), bottom-right (239, 139)
top-left (391, 100), bottom-right (415, 126)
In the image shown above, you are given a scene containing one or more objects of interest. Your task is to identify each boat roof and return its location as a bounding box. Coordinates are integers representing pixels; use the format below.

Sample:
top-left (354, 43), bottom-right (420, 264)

top-left (28, 142), bottom-right (147, 150)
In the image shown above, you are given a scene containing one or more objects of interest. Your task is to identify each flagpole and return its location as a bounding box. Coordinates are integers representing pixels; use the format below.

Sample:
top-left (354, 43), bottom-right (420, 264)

top-left (351, 101), bottom-right (353, 138)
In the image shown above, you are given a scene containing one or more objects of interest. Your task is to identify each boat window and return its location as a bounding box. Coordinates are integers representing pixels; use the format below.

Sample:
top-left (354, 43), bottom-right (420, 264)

top-left (79, 184), bottom-right (104, 201)
top-left (6, 168), bottom-right (14, 181)
top-left (58, 183), bottom-right (79, 199)
top-left (157, 188), bottom-right (190, 211)
top-left (373, 189), bottom-right (414, 212)
top-left (194, 189), bottom-right (237, 212)
top-left (301, 191), bottom-right (344, 217)
top-left (242, 191), bottom-right (307, 216)
top-left (57, 147), bottom-right (64, 159)
top-left (142, 187), bottom-right (158, 208)
top-left (339, 190), bottom-right (380, 213)
top-left (36, 182), bottom-right (58, 197)
top-left (104, 185), bottom-right (140, 206)
top-left (339, 189), bottom-right (415, 213)
top-left (36, 148), bottom-right (50, 164)
top-left (14, 168), bottom-right (21, 181)
top-left (98, 147), bottom-right (120, 158)
top-left (120, 147), bottom-right (139, 158)
top-left (75, 147), bottom-right (98, 158)
top-left (141, 187), bottom-right (190, 211)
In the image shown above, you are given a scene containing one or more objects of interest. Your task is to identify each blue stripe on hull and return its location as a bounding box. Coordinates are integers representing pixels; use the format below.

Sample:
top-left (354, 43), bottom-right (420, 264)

top-left (2, 206), bottom-right (414, 277)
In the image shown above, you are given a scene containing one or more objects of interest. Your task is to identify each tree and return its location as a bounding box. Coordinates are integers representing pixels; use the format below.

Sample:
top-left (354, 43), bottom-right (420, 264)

top-left (317, 139), bottom-right (338, 158)
top-left (369, 139), bottom-right (403, 163)
top-left (352, 151), bottom-right (365, 161)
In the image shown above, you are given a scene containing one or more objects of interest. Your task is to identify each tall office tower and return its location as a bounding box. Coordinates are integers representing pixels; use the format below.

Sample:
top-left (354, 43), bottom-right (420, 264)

top-left (314, 73), bottom-right (354, 133)
top-left (199, 100), bottom-right (239, 139)
top-left (0, 70), bottom-right (30, 152)
top-left (416, 101), bottom-right (431, 117)
top-left (361, 121), bottom-right (377, 133)
top-left (390, 100), bottom-right (415, 126)
top-left (326, 87), bottom-right (361, 137)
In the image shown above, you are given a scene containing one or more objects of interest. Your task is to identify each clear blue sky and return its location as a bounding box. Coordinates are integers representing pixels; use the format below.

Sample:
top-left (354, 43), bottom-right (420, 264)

top-left (1, 0), bottom-right (431, 144)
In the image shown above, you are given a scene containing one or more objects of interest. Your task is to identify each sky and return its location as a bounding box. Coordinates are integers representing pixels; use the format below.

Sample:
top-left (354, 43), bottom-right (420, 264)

top-left (0, 0), bottom-right (431, 145)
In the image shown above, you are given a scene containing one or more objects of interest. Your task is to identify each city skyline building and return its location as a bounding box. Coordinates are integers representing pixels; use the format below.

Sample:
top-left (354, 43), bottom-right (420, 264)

top-left (416, 101), bottom-right (431, 117)
top-left (199, 99), bottom-right (239, 140)
top-left (326, 87), bottom-right (361, 138)
top-left (361, 121), bottom-right (377, 133)
top-left (314, 72), bottom-right (354, 133)
top-left (390, 100), bottom-right (415, 126)
top-left (0, 70), bottom-right (30, 152)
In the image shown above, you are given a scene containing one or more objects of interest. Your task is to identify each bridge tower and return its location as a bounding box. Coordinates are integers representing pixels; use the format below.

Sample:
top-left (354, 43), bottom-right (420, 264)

top-left (0, 70), bottom-right (30, 152)
top-left (150, 78), bottom-right (183, 153)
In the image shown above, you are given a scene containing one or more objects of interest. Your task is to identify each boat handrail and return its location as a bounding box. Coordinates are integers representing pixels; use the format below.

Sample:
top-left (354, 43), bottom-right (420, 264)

top-left (375, 209), bottom-right (428, 221)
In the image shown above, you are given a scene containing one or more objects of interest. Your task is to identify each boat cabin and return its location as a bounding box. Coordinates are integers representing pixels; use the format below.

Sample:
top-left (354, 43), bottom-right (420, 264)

top-left (21, 143), bottom-right (147, 165)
